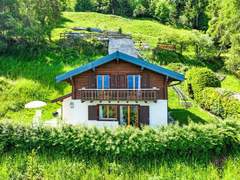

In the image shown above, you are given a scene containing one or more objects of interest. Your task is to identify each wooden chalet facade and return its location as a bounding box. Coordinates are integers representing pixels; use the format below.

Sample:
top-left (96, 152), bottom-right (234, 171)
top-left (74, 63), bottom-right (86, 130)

top-left (53, 51), bottom-right (184, 127)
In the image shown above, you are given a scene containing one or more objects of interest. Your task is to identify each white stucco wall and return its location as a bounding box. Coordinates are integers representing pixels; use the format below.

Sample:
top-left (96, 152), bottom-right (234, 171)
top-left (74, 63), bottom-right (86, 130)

top-left (149, 100), bottom-right (168, 127)
top-left (62, 98), bottom-right (168, 128)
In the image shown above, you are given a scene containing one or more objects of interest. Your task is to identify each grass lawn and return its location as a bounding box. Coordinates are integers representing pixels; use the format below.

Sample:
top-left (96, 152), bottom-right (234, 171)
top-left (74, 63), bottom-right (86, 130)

top-left (221, 74), bottom-right (240, 92)
top-left (0, 152), bottom-right (240, 179)
top-left (52, 12), bottom-right (195, 47)
top-left (0, 54), bottom-right (99, 124)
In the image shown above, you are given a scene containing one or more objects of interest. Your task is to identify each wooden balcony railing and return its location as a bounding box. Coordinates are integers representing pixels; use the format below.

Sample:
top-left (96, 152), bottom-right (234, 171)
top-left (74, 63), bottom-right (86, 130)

top-left (76, 89), bottom-right (160, 101)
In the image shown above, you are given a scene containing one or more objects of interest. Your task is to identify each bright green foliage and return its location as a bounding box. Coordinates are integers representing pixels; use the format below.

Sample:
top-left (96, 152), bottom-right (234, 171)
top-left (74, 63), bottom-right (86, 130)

top-left (73, 0), bottom-right (209, 30)
top-left (154, 0), bottom-right (175, 24)
top-left (207, 0), bottom-right (240, 48)
top-left (221, 75), bottom-right (240, 92)
top-left (168, 87), bottom-right (218, 125)
top-left (0, 77), bottom-right (12, 92)
top-left (179, 0), bottom-right (209, 30)
top-left (75, 0), bottom-right (136, 16)
top-left (0, 0), bottom-right (65, 55)
top-left (155, 29), bottom-right (214, 58)
top-left (198, 88), bottom-right (240, 119)
top-left (185, 67), bottom-right (240, 119)
top-left (0, 79), bottom-right (49, 118)
top-left (133, 4), bottom-right (148, 17)
top-left (25, 150), bottom-right (44, 180)
top-left (59, 37), bottom-right (108, 56)
top-left (75, 0), bottom-right (95, 12)
top-left (166, 63), bottom-right (188, 74)
top-left (207, 0), bottom-right (240, 77)
top-left (2, 151), bottom-right (240, 179)
top-left (53, 12), bottom-right (204, 47)
top-left (0, 52), bottom-right (100, 123)
top-left (0, 120), bottom-right (240, 158)
top-left (185, 67), bottom-right (221, 98)
top-left (226, 34), bottom-right (240, 78)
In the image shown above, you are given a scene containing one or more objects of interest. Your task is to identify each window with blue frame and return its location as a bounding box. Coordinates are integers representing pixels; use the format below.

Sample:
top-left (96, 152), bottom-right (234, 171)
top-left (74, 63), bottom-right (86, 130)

top-left (97, 75), bottom-right (110, 89)
top-left (127, 75), bottom-right (141, 89)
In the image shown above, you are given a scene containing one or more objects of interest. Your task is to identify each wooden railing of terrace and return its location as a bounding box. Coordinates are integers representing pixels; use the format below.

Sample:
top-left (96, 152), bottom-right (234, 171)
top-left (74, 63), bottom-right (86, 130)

top-left (76, 89), bottom-right (160, 102)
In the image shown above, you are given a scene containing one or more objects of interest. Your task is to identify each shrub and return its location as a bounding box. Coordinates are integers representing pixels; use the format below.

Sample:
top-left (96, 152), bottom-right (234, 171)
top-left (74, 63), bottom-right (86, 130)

top-left (185, 67), bottom-right (221, 99)
top-left (198, 88), bottom-right (240, 119)
top-left (0, 120), bottom-right (240, 159)
top-left (225, 58), bottom-right (240, 78)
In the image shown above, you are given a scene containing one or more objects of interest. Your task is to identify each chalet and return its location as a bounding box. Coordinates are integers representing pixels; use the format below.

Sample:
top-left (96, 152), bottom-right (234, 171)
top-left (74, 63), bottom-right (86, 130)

top-left (53, 51), bottom-right (184, 127)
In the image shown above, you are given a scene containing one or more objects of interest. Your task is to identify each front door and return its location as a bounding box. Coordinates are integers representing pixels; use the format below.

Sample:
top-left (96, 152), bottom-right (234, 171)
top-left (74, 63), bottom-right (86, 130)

top-left (119, 105), bottom-right (139, 127)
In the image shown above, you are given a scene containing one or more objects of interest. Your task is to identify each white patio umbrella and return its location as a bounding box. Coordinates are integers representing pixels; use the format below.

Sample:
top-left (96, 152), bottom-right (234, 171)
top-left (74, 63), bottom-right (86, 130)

top-left (25, 101), bottom-right (47, 128)
top-left (25, 101), bottom-right (47, 109)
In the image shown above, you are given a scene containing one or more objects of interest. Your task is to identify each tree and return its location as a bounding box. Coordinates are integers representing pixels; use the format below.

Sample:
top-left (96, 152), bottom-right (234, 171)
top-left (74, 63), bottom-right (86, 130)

top-left (154, 0), bottom-right (175, 24)
top-left (226, 34), bottom-right (240, 77)
top-left (182, 0), bottom-right (209, 30)
top-left (75, 0), bottom-right (95, 12)
top-left (0, 0), bottom-right (63, 55)
top-left (207, 0), bottom-right (240, 51)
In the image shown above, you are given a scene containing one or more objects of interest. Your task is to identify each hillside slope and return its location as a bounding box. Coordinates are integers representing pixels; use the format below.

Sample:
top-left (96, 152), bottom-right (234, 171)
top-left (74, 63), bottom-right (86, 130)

top-left (0, 12), bottom-right (217, 124)
top-left (53, 12), bottom-right (196, 47)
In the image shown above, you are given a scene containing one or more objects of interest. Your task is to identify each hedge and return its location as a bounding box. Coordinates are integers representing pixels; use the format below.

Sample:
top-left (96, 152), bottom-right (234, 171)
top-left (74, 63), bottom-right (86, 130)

top-left (198, 88), bottom-right (240, 119)
top-left (185, 67), bottom-right (221, 99)
top-left (0, 121), bottom-right (240, 159)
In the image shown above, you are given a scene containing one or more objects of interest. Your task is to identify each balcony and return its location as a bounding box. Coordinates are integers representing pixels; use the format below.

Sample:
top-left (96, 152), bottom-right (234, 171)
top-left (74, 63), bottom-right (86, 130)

top-left (76, 89), bottom-right (160, 102)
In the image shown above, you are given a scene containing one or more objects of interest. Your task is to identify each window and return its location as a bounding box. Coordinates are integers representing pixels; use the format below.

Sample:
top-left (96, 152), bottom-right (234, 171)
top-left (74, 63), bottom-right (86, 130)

top-left (119, 105), bottom-right (139, 126)
top-left (127, 75), bottom-right (141, 89)
top-left (99, 105), bottom-right (117, 120)
top-left (97, 75), bottom-right (110, 89)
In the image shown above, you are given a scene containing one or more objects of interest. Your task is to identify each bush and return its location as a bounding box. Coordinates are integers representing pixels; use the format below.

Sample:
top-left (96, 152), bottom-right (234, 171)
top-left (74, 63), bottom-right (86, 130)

top-left (0, 120), bottom-right (240, 159)
top-left (185, 67), bottom-right (221, 99)
top-left (198, 88), bottom-right (240, 119)
top-left (225, 58), bottom-right (240, 78)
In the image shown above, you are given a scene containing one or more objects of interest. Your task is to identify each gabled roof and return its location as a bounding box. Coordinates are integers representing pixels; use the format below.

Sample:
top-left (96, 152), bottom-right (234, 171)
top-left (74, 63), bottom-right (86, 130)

top-left (56, 51), bottom-right (184, 82)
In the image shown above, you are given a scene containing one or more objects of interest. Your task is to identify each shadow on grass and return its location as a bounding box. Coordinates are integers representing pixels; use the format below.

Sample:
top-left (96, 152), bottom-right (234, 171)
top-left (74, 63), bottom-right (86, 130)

top-left (170, 108), bottom-right (207, 125)
top-left (55, 16), bottom-right (73, 28)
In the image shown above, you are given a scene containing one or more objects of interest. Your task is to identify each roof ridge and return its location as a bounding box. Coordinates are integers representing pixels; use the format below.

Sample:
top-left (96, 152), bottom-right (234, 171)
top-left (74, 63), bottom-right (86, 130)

top-left (56, 51), bottom-right (184, 82)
